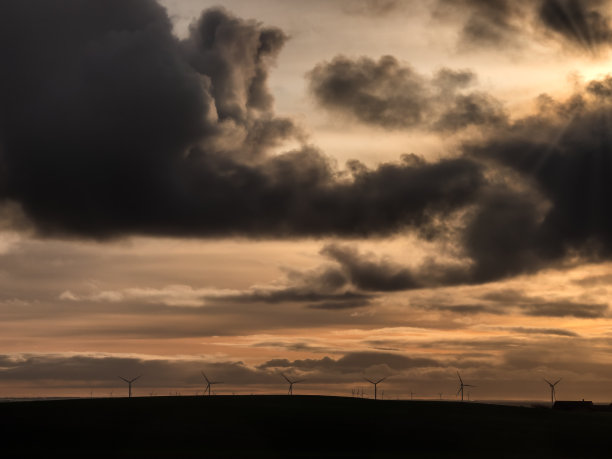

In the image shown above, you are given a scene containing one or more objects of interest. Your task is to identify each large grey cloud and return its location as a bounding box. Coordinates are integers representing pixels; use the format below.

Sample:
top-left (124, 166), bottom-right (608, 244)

top-left (538, 0), bottom-right (612, 51)
top-left (257, 351), bottom-right (444, 374)
top-left (434, 0), bottom-right (530, 49)
top-left (0, 353), bottom-right (273, 387)
top-left (480, 290), bottom-right (609, 318)
top-left (435, 0), bottom-right (612, 53)
top-left (464, 81), bottom-right (612, 271)
top-left (0, 1), bottom-right (487, 239)
top-left (307, 55), bottom-right (507, 131)
top-left (244, 240), bottom-right (609, 318)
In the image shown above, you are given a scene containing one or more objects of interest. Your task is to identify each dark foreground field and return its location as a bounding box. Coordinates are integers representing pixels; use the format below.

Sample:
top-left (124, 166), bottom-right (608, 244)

top-left (2, 395), bottom-right (612, 458)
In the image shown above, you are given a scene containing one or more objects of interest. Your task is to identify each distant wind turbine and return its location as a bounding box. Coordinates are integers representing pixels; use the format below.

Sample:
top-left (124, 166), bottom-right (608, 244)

top-left (281, 373), bottom-right (305, 395)
top-left (118, 375), bottom-right (141, 398)
top-left (364, 376), bottom-right (387, 400)
top-left (544, 378), bottom-right (562, 406)
top-left (201, 372), bottom-right (222, 396)
top-left (456, 371), bottom-right (475, 402)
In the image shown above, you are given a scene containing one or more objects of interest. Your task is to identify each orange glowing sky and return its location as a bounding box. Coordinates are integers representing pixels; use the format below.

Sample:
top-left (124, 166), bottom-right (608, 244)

top-left (2, 0), bottom-right (612, 402)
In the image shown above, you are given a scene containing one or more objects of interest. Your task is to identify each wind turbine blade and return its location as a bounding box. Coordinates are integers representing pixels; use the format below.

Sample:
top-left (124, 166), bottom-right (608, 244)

top-left (118, 376), bottom-right (129, 383)
top-left (464, 384), bottom-right (476, 387)
top-left (364, 377), bottom-right (375, 384)
top-left (457, 371), bottom-right (463, 384)
top-left (376, 377), bottom-right (387, 384)
top-left (553, 378), bottom-right (562, 386)
top-left (281, 373), bottom-right (292, 383)
top-left (456, 388), bottom-right (462, 395)
top-left (543, 378), bottom-right (552, 386)
top-left (294, 379), bottom-right (306, 384)
top-left (131, 375), bottom-right (142, 383)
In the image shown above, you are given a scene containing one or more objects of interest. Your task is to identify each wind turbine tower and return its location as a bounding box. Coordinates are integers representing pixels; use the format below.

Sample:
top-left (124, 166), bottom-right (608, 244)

top-left (202, 372), bottom-right (222, 396)
top-left (281, 373), bottom-right (305, 395)
top-left (544, 378), bottom-right (562, 406)
top-left (364, 377), bottom-right (387, 400)
top-left (456, 371), bottom-right (475, 401)
top-left (118, 375), bottom-right (141, 398)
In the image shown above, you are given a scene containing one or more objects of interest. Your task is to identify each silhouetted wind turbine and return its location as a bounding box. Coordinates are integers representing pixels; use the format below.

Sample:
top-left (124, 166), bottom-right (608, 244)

top-left (364, 377), bottom-right (387, 400)
top-left (456, 371), bottom-right (475, 401)
top-left (118, 375), bottom-right (141, 398)
top-left (202, 372), bottom-right (222, 396)
top-left (544, 378), bottom-right (561, 406)
top-left (281, 373), bottom-right (305, 395)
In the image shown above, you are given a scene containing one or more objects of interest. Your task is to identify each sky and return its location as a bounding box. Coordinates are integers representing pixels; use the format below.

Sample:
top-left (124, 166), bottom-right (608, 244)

top-left (2, 0), bottom-right (612, 401)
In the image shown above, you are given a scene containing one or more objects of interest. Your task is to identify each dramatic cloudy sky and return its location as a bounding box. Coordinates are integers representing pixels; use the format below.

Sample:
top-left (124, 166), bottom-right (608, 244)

top-left (2, 0), bottom-right (612, 401)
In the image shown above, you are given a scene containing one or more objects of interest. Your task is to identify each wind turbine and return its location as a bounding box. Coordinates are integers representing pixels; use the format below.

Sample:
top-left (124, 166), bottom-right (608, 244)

top-left (364, 376), bottom-right (387, 400)
top-left (118, 375), bottom-right (141, 398)
top-left (456, 371), bottom-right (475, 401)
top-left (544, 378), bottom-right (561, 406)
top-left (201, 372), bottom-right (222, 396)
top-left (281, 373), bottom-right (305, 395)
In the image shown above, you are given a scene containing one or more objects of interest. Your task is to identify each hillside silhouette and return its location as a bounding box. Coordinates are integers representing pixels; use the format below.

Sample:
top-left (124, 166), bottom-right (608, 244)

top-left (3, 395), bottom-right (612, 457)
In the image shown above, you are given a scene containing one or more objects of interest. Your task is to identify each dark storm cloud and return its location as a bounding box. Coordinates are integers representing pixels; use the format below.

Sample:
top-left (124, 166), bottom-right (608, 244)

top-left (433, 304), bottom-right (500, 314)
top-left (320, 244), bottom-right (420, 291)
top-left (500, 327), bottom-right (579, 337)
top-left (481, 290), bottom-right (608, 318)
top-left (435, 0), bottom-right (526, 48)
top-left (209, 242), bottom-right (470, 310)
top-left (257, 351), bottom-right (443, 373)
top-left (416, 291), bottom-right (607, 319)
top-left (523, 302), bottom-right (608, 318)
top-left (460, 187), bottom-right (547, 282)
top-left (341, 0), bottom-right (406, 16)
top-left (0, 353), bottom-right (274, 386)
top-left (538, 0), bottom-right (612, 51)
top-left (432, 93), bottom-right (508, 132)
top-left (0, 1), bottom-right (490, 239)
top-left (252, 341), bottom-right (331, 353)
top-left (410, 284), bottom-right (606, 318)
top-left (307, 298), bottom-right (372, 310)
top-left (573, 272), bottom-right (612, 286)
top-left (132, 147), bottom-right (480, 239)
top-left (307, 55), bottom-right (507, 131)
top-left (465, 79), bottom-right (612, 270)
top-left (208, 262), bottom-right (375, 309)
top-left (435, 0), bottom-right (612, 53)
top-left (216, 287), bottom-right (373, 307)
top-left (182, 7), bottom-right (289, 131)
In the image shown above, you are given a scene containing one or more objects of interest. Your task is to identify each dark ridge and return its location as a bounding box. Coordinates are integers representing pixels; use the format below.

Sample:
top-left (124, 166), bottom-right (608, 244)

top-left (2, 395), bottom-right (612, 457)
